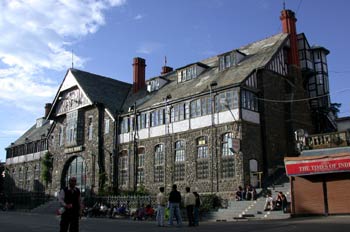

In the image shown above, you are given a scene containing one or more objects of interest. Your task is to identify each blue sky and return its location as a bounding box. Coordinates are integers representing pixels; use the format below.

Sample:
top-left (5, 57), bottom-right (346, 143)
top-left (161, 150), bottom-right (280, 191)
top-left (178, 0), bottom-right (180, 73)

top-left (1, 0), bottom-right (349, 162)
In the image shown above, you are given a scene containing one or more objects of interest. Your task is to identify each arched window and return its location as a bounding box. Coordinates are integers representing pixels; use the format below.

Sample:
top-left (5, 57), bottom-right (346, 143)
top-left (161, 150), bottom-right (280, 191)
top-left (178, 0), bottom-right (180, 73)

top-left (221, 133), bottom-right (235, 178)
top-left (174, 141), bottom-right (185, 181)
top-left (66, 156), bottom-right (86, 191)
top-left (154, 144), bottom-right (164, 183)
top-left (196, 137), bottom-right (209, 179)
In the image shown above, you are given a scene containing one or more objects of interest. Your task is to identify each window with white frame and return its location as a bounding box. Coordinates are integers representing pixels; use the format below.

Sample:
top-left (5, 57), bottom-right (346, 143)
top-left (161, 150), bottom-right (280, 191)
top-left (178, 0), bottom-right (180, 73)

top-left (171, 103), bottom-right (186, 122)
top-left (190, 96), bottom-right (212, 118)
top-left (59, 125), bottom-right (64, 146)
top-left (66, 111), bottom-right (78, 145)
top-left (154, 144), bottom-right (164, 183)
top-left (104, 118), bottom-right (110, 134)
top-left (151, 109), bottom-right (165, 127)
top-left (221, 133), bottom-right (235, 178)
top-left (120, 117), bottom-right (129, 133)
top-left (137, 113), bottom-right (147, 129)
top-left (178, 65), bottom-right (197, 82)
top-left (241, 90), bottom-right (258, 111)
top-left (174, 140), bottom-right (185, 181)
top-left (137, 148), bottom-right (145, 185)
top-left (219, 53), bottom-right (234, 71)
top-left (196, 137), bottom-right (209, 179)
top-left (87, 116), bottom-right (93, 140)
top-left (215, 89), bottom-right (239, 112)
top-left (119, 150), bottom-right (128, 185)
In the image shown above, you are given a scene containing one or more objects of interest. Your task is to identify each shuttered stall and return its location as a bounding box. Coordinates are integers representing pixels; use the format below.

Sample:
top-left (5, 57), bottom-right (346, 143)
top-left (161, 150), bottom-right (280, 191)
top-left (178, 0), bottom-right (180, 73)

top-left (292, 175), bottom-right (325, 215)
top-left (326, 172), bottom-right (350, 214)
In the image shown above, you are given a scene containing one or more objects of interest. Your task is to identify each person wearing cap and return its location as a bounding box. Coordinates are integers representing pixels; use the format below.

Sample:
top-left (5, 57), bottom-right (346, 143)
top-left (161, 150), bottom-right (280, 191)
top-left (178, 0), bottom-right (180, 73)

top-left (58, 176), bottom-right (82, 232)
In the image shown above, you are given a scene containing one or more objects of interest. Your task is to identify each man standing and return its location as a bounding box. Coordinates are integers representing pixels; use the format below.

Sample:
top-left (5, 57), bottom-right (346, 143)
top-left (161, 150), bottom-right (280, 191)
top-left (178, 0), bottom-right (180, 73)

top-left (156, 187), bottom-right (166, 227)
top-left (58, 177), bottom-right (81, 232)
top-left (184, 187), bottom-right (195, 227)
top-left (168, 184), bottom-right (182, 226)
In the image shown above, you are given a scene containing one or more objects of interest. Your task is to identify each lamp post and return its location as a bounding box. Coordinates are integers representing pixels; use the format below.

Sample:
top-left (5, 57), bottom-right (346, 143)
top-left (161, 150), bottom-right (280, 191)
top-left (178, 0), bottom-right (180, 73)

top-left (209, 81), bottom-right (217, 193)
top-left (163, 94), bottom-right (172, 187)
top-left (128, 103), bottom-right (139, 192)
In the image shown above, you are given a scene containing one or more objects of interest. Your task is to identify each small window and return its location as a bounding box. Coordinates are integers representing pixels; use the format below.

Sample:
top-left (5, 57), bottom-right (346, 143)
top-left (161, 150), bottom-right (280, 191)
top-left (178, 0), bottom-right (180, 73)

top-left (87, 116), bottom-right (93, 140)
top-left (104, 118), bottom-right (110, 134)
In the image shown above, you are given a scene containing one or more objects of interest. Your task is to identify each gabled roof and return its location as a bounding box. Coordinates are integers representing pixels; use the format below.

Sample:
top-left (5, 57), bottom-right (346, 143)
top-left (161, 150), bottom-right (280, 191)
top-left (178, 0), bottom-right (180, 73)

top-left (122, 33), bottom-right (289, 112)
top-left (48, 68), bottom-right (132, 120)
top-left (6, 119), bottom-right (52, 148)
top-left (70, 69), bottom-right (132, 117)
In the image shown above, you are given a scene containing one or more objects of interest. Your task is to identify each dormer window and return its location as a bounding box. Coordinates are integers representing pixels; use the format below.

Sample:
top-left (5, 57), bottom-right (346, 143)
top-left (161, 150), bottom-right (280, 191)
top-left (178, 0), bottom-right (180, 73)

top-left (178, 66), bottom-right (197, 82)
top-left (219, 50), bottom-right (245, 71)
top-left (147, 79), bottom-right (159, 92)
top-left (177, 63), bottom-right (208, 83)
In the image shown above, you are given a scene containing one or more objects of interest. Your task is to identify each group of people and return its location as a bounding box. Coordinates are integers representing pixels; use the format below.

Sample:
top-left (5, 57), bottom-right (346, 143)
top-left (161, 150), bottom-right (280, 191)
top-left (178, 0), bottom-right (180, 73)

top-left (235, 185), bottom-right (257, 201)
top-left (156, 184), bottom-right (201, 227)
top-left (264, 191), bottom-right (288, 212)
top-left (132, 203), bottom-right (155, 221)
top-left (58, 177), bottom-right (202, 232)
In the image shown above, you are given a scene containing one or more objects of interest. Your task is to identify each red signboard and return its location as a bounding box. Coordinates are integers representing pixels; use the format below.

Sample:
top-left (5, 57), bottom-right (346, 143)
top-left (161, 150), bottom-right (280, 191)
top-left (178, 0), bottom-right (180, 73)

top-left (285, 156), bottom-right (350, 176)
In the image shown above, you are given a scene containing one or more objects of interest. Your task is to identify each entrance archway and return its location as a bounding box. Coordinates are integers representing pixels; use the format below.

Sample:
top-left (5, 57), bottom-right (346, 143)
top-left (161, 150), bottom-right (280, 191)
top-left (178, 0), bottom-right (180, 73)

top-left (61, 156), bottom-right (87, 193)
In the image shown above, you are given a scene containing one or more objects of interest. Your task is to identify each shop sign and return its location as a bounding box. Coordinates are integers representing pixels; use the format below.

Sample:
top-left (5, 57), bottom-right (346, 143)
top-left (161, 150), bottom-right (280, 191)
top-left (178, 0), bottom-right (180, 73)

top-left (64, 145), bottom-right (84, 154)
top-left (285, 156), bottom-right (350, 176)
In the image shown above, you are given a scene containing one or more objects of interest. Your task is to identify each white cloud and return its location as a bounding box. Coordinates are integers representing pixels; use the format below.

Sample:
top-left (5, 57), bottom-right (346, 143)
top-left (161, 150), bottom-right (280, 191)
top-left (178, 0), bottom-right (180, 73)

top-left (0, 0), bottom-right (126, 113)
top-left (134, 14), bottom-right (143, 20)
top-left (136, 42), bottom-right (164, 54)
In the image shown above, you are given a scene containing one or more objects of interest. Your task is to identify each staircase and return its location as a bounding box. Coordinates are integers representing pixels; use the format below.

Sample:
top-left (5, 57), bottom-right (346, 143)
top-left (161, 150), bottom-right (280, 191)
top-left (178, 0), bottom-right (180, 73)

top-left (205, 171), bottom-right (291, 221)
top-left (31, 198), bottom-right (60, 215)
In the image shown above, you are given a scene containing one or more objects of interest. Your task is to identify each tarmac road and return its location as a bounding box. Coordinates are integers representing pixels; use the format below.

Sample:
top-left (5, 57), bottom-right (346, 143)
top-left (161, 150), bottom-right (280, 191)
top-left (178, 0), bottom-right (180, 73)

top-left (0, 211), bottom-right (349, 232)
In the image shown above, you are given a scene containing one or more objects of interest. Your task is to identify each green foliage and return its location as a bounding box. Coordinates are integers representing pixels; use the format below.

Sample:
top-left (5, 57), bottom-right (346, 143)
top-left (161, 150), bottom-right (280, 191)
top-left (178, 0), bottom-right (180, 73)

top-left (200, 194), bottom-right (222, 213)
top-left (98, 172), bottom-right (108, 195)
top-left (40, 152), bottom-right (53, 186)
top-left (135, 185), bottom-right (149, 196)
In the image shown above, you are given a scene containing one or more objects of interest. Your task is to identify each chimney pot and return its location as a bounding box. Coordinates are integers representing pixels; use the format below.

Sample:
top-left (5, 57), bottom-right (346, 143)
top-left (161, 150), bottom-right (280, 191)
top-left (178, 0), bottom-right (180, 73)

top-left (280, 9), bottom-right (299, 67)
top-left (161, 66), bottom-right (173, 75)
top-left (133, 57), bottom-right (146, 93)
top-left (45, 103), bottom-right (52, 118)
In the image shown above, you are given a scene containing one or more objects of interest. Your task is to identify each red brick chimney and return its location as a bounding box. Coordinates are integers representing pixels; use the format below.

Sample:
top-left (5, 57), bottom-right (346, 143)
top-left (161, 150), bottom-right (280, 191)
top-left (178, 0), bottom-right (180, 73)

top-left (161, 66), bottom-right (173, 75)
top-left (132, 57), bottom-right (146, 93)
top-left (45, 103), bottom-right (52, 118)
top-left (280, 9), bottom-right (299, 67)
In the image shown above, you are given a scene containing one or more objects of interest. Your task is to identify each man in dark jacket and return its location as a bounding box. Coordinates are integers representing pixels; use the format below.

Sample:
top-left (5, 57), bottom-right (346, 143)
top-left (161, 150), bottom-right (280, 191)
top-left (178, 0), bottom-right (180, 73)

top-left (168, 184), bottom-right (182, 226)
top-left (58, 177), bottom-right (81, 232)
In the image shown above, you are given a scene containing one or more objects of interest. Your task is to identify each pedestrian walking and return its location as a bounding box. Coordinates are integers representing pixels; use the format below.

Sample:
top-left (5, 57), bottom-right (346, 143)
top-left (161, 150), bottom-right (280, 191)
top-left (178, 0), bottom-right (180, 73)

top-left (156, 187), bottom-right (166, 227)
top-left (168, 184), bottom-right (182, 226)
top-left (184, 187), bottom-right (195, 227)
top-left (193, 191), bottom-right (201, 226)
top-left (58, 177), bottom-right (82, 232)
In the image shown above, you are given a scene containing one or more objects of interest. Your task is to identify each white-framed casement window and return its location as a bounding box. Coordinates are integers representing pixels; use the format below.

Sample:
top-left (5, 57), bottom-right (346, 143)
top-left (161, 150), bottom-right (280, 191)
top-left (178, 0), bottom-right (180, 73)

top-left (215, 89), bottom-right (239, 112)
top-left (171, 103), bottom-right (186, 122)
top-left (219, 53), bottom-right (234, 71)
top-left (137, 147), bottom-right (145, 185)
top-left (137, 113), bottom-right (147, 130)
top-left (66, 111), bottom-right (78, 145)
top-left (58, 125), bottom-right (64, 146)
top-left (154, 144), bottom-right (164, 183)
top-left (241, 90), bottom-right (259, 111)
top-left (174, 140), bottom-right (185, 181)
top-left (104, 118), bottom-right (110, 134)
top-left (87, 116), bottom-right (93, 140)
top-left (196, 136), bottom-right (209, 179)
top-left (190, 96), bottom-right (212, 118)
top-left (151, 108), bottom-right (165, 127)
top-left (221, 132), bottom-right (235, 178)
top-left (119, 150), bottom-right (128, 185)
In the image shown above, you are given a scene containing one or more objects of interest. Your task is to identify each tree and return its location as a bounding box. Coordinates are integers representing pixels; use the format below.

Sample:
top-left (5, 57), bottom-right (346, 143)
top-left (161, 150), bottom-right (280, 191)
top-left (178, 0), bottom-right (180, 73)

top-left (41, 152), bottom-right (53, 187)
top-left (329, 102), bottom-right (341, 118)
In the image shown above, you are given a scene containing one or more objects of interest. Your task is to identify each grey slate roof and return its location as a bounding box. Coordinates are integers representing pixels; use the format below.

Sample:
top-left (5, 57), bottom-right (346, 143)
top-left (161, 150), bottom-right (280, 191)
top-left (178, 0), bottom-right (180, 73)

top-left (6, 119), bottom-right (52, 148)
top-left (70, 68), bottom-right (132, 116)
top-left (122, 33), bottom-right (288, 112)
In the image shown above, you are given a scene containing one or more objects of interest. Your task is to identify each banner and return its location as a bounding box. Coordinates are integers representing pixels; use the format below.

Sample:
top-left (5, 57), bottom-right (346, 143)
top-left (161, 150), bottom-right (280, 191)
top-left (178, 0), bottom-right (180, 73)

top-left (285, 156), bottom-right (350, 176)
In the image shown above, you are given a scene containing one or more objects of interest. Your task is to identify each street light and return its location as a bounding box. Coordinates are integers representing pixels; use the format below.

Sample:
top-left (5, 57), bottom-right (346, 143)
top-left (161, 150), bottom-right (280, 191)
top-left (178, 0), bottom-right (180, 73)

top-left (209, 81), bottom-right (217, 193)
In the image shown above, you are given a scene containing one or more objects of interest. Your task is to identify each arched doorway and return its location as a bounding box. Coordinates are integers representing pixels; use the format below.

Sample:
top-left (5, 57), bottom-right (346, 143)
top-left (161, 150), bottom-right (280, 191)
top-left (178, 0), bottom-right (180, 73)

top-left (61, 156), bottom-right (87, 193)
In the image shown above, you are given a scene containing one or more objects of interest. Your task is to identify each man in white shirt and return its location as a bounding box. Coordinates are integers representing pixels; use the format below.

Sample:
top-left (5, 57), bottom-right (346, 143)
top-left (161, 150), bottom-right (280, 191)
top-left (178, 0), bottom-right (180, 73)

top-left (156, 187), bottom-right (166, 227)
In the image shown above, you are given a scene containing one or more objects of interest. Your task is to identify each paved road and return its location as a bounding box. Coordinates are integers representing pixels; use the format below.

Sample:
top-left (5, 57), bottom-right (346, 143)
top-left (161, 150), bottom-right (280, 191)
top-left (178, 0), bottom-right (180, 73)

top-left (1, 211), bottom-right (350, 232)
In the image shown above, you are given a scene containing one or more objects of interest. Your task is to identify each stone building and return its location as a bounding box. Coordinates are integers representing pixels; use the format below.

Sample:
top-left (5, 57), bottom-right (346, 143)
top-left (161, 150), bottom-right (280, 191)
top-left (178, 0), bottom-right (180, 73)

top-left (5, 8), bottom-right (336, 197)
top-left (5, 104), bottom-right (52, 193)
